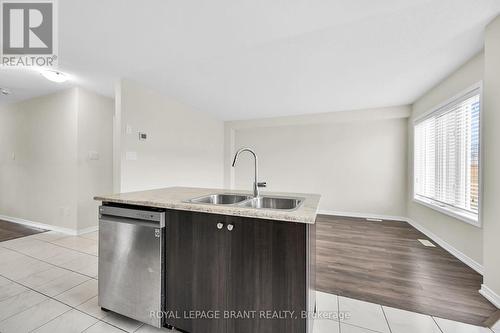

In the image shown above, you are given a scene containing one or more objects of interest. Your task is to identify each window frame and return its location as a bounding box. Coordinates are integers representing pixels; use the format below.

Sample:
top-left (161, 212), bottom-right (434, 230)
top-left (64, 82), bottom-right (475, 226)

top-left (412, 82), bottom-right (483, 228)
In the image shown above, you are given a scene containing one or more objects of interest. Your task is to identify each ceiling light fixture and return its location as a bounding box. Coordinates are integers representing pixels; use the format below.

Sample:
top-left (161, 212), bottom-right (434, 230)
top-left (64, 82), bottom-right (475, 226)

top-left (0, 88), bottom-right (11, 96)
top-left (40, 69), bottom-right (68, 83)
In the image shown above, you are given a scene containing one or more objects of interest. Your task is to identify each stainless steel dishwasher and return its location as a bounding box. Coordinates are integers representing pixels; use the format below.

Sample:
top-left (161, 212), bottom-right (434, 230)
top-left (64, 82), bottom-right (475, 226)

top-left (98, 205), bottom-right (165, 328)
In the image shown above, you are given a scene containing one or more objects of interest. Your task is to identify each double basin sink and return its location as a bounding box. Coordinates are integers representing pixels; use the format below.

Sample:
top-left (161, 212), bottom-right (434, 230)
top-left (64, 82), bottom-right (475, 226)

top-left (186, 193), bottom-right (303, 211)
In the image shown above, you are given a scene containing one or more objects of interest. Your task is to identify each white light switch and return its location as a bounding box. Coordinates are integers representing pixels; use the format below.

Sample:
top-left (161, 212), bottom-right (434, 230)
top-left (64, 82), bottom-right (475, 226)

top-left (88, 151), bottom-right (100, 160)
top-left (126, 124), bottom-right (133, 134)
top-left (126, 151), bottom-right (138, 160)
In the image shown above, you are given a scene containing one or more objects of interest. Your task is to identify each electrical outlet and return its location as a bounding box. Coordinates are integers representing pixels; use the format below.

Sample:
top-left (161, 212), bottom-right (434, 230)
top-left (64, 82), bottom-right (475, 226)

top-left (59, 206), bottom-right (71, 218)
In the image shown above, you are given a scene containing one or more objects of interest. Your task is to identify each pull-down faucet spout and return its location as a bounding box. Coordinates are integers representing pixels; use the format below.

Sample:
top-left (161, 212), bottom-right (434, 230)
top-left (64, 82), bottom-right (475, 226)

top-left (232, 148), bottom-right (266, 198)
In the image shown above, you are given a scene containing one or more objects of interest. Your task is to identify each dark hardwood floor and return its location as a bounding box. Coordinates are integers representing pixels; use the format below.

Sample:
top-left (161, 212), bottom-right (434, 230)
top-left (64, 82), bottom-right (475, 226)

top-left (316, 214), bottom-right (498, 327)
top-left (0, 219), bottom-right (47, 242)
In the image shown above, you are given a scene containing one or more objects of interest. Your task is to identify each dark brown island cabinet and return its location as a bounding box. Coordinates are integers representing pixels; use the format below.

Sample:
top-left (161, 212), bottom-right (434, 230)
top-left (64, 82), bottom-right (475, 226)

top-left (165, 210), bottom-right (316, 333)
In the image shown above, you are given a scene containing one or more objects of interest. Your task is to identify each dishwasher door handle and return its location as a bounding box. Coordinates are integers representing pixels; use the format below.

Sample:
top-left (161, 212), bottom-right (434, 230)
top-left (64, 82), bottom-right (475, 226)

top-left (99, 215), bottom-right (163, 228)
top-left (99, 206), bottom-right (165, 227)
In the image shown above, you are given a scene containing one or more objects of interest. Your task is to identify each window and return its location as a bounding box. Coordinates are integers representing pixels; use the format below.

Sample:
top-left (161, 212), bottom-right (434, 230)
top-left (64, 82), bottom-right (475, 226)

top-left (414, 85), bottom-right (481, 225)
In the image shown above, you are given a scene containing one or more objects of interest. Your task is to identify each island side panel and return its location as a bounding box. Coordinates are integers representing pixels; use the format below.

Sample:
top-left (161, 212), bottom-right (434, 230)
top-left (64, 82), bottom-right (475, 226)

top-left (307, 221), bottom-right (317, 333)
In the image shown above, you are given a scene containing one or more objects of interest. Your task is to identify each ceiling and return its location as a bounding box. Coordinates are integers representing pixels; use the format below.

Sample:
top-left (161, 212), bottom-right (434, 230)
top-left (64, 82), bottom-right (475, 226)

top-left (1, 0), bottom-right (499, 120)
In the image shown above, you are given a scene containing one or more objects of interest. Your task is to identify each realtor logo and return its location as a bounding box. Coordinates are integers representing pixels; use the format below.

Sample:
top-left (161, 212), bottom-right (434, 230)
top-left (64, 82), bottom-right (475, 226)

top-left (1, 0), bottom-right (58, 66)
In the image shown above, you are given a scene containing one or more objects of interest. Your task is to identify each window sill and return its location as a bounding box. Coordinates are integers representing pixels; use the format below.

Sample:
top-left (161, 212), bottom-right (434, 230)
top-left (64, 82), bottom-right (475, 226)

top-left (413, 197), bottom-right (481, 228)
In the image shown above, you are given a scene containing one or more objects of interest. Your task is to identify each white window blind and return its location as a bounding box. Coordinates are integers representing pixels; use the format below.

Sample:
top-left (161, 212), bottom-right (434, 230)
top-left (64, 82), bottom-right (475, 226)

top-left (414, 87), bottom-right (481, 223)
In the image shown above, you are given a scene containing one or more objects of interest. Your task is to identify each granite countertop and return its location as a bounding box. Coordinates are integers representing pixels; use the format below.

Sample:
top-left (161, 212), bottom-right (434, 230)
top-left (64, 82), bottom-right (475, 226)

top-left (94, 187), bottom-right (321, 224)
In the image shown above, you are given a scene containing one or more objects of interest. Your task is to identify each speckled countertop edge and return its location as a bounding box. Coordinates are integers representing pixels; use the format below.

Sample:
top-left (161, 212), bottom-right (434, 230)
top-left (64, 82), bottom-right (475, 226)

top-left (94, 187), bottom-right (321, 224)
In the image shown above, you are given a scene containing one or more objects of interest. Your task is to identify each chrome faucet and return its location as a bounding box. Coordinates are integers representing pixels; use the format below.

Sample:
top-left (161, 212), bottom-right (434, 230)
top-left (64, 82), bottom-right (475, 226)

top-left (232, 148), bottom-right (266, 198)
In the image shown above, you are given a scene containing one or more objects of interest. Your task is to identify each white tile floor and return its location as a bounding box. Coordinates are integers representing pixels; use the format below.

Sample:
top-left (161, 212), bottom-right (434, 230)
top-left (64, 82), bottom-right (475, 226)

top-left (314, 292), bottom-right (496, 333)
top-left (0, 231), bottom-right (497, 333)
top-left (492, 319), bottom-right (500, 333)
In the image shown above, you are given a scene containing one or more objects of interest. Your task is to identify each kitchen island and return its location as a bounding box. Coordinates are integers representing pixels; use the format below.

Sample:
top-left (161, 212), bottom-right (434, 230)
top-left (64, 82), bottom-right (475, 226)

top-left (95, 187), bottom-right (320, 333)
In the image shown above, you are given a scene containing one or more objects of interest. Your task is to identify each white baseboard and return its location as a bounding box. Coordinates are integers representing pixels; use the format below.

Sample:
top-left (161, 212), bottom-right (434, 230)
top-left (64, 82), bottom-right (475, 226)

top-left (318, 210), bottom-right (407, 222)
top-left (480, 284), bottom-right (500, 309)
top-left (0, 214), bottom-right (97, 236)
top-left (318, 210), bottom-right (484, 275)
top-left (77, 226), bottom-right (99, 235)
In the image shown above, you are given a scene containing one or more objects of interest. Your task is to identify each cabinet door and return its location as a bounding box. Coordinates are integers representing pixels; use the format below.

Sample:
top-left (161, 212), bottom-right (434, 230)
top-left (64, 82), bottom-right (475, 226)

top-left (165, 211), bottom-right (228, 333)
top-left (226, 216), bottom-right (307, 333)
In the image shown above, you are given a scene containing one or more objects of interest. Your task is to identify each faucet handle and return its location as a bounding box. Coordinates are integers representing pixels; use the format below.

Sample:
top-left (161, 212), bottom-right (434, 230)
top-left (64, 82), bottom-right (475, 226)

top-left (257, 182), bottom-right (267, 188)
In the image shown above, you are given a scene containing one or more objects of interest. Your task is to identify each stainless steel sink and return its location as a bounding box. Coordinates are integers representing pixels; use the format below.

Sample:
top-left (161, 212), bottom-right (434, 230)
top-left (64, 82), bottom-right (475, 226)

top-left (239, 196), bottom-right (303, 210)
top-left (187, 193), bottom-right (252, 205)
top-left (185, 193), bottom-right (304, 211)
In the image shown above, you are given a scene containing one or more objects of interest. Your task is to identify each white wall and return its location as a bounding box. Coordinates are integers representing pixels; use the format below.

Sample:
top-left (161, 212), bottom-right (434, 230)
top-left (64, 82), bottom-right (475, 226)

top-left (116, 79), bottom-right (224, 192)
top-left (0, 88), bottom-right (113, 233)
top-left (482, 15), bottom-right (500, 304)
top-left (0, 89), bottom-right (79, 230)
top-left (225, 106), bottom-right (410, 217)
top-left (407, 53), bottom-right (485, 266)
top-left (77, 89), bottom-right (114, 230)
